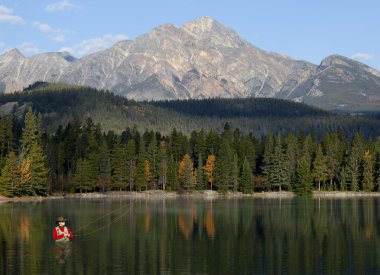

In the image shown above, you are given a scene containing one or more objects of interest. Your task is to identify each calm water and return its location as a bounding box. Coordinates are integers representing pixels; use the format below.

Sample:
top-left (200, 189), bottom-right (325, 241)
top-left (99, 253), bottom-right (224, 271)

top-left (1, 197), bottom-right (380, 274)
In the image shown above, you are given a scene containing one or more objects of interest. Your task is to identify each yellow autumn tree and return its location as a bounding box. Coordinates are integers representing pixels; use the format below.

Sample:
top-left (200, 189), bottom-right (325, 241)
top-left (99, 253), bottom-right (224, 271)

top-left (178, 154), bottom-right (196, 190)
top-left (145, 160), bottom-right (151, 191)
top-left (203, 154), bottom-right (216, 190)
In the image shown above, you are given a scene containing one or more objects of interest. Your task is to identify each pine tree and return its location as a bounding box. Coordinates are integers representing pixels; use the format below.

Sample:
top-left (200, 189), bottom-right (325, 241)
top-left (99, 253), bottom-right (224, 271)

top-left (346, 133), bottom-right (364, 191)
top-left (167, 155), bottom-right (178, 191)
top-left (112, 144), bottom-right (127, 190)
top-left (322, 133), bottom-right (346, 190)
top-left (238, 135), bottom-right (256, 173)
top-left (232, 153), bottom-right (239, 192)
top-left (312, 144), bottom-right (328, 191)
top-left (270, 134), bottom-right (287, 192)
top-left (262, 132), bottom-right (275, 186)
top-left (0, 152), bottom-right (19, 197)
top-left (126, 139), bottom-right (137, 191)
top-left (240, 158), bottom-right (253, 194)
top-left (204, 154), bottom-right (216, 190)
top-left (158, 141), bottom-right (168, 190)
top-left (97, 141), bottom-right (111, 192)
top-left (214, 139), bottom-right (233, 193)
top-left (135, 137), bottom-right (147, 191)
top-left (146, 134), bottom-right (158, 188)
top-left (30, 143), bottom-right (49, 195)
top-left (294, 153), bottom-right (313, 196)
top-left (362, 150), bottom-right (374, 192)
top-left (144, 160), bottom-right (152, 190)
top-left (284, 133), bottom-right (299, 191)
top-left (73, 158), bottom-right (94, 193)
top-left (20, 106), bottom-right (38, 158)
top-left (375, 137), bottom-right (380, 191)
top-left (197, 153), bottom-right (205, 190)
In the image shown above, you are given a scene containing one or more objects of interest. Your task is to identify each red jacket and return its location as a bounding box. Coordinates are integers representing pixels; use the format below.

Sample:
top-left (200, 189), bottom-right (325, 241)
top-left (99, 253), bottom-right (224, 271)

top-left (53, 225), bottom-right (73, 241)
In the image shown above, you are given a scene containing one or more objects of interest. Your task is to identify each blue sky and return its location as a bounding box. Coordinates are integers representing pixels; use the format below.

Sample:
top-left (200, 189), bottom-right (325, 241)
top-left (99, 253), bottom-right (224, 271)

top-left (1, 0), bottom-right (379, 70)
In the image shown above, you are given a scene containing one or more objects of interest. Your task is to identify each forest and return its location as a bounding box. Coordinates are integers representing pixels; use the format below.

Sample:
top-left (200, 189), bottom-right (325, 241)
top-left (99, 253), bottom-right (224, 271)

top-left (0, 104), bottom-right (380, 197)
top-left (1, 82), bottom-right (380, 139)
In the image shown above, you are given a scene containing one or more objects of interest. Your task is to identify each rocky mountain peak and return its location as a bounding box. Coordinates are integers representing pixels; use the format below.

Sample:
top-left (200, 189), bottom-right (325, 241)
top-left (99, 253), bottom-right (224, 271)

top-left (320, 55), bottom-right (356, 67)
top-left (1, 48), bottom-right (24, 60)
top-left (320, 54), bottom-right (380, 78)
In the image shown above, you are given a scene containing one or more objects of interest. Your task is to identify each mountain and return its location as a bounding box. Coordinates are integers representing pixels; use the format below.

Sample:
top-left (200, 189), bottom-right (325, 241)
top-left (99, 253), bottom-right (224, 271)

top-left (0, 17), bottom-right (379, 112)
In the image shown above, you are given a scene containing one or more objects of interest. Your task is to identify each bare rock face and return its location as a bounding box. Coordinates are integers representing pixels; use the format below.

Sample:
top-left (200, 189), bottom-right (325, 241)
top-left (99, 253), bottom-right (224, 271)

top-left (0, 17), bottom-right (379, 111)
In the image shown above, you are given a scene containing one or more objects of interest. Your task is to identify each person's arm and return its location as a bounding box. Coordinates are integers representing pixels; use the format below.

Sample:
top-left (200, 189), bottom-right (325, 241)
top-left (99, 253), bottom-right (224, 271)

top-left (53, 227), bottom-right (64, 240)
top-left (67, 227), bottom-right (73, 239)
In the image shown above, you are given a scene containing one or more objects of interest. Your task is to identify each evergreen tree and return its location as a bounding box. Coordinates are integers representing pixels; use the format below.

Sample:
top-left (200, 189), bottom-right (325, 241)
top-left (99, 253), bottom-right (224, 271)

top-left (375, 137), bottom-right (380, 191)
top-left (73, 158), bottom-right (94, 193)
top-left (294, 153), bottom-right (313, 196)
top-left (322, 133), bottom-right (346, 190)
top-left (20, 106), bottom-right (39, 158)
top-left (146, 134), bottom-right (158, 188)
top-left (112, 144), bottom-right (127, 190)
top-left (262, 132), bottom-right (275, 186)
top-left (312, 144), bottom-right (328, 191)
top-left (0, 152), bottom-right (19, 197)
top-left (30, 143), bottom-right (49, 195)
top-left (126, 139), bottom-right (137, 191)
top-left (214, 139), bottom-right (233, 193)
top-left (339, 166), bottom-right (348, 191)
top-left (238, 135), bottom-right (256, 173)
top-left (240, 158), bottom-right (253, 194)
top-left (362, 150), bottom-right (374, 192)
top-left (346, 133), bottom-right (364, 191)
top-left (284, 133), bottom-right (298, 191)
top-left (270, 134), bottom-right (287, 191)
top-left (232, 153), bottom-right (239, 192)
top-left (167, 155), bottom-right (178, 191)
top-left (197, 153), bottom-right (205, 190)
top-left (135, 137), bottom-right (147, 191)
top-left (158, 141), bottom-right (168, 190)
top-left (97, 141), bottom-right (111, 192)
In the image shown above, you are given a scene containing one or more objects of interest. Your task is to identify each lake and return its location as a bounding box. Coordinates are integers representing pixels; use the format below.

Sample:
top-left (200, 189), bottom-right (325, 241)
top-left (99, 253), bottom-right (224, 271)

top-left (1, 196), bottom-right (380, 274)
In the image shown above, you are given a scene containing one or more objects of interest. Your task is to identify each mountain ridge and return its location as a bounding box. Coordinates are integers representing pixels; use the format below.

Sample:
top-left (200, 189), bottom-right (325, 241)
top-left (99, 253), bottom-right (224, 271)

top-left (0, 16), bottom-right (379, 111)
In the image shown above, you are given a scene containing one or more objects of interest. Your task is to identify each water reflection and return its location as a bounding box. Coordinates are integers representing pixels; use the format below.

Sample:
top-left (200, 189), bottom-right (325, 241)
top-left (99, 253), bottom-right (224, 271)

top-left (0, 197), bottom-right (380, 274)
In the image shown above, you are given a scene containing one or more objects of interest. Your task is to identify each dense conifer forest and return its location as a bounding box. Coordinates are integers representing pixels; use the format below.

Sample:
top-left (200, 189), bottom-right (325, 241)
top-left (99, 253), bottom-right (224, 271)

top-left (1, 83), bottom-right (380, 139)
top-left (1, 97), bottom-right (380, 196)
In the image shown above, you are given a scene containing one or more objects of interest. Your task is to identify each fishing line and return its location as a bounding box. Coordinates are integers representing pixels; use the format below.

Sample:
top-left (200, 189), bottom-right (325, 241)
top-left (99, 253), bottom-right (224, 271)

top-left (74, 207), bottom-right (132, 237)
top-left (73, 201), bottom-right (132, 236)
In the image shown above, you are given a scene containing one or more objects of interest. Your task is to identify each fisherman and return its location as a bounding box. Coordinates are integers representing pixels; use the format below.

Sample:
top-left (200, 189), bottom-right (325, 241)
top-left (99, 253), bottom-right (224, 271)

top-left (53, 216), bottom-right (73, 242)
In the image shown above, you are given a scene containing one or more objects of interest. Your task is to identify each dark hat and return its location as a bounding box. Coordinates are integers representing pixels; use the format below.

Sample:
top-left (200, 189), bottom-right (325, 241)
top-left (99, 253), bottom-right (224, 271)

top-left (56, 216), bottom-right (66, 222)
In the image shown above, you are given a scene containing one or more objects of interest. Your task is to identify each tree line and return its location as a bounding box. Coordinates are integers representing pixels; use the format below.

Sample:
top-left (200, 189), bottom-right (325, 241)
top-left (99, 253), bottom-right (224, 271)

top-left (1, 107), bottom-right (380, 197)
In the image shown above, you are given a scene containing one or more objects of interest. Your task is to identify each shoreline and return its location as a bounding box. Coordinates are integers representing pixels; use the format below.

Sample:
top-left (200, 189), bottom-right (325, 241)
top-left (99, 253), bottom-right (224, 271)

top-left (1, 190), bottom-right (380, 202)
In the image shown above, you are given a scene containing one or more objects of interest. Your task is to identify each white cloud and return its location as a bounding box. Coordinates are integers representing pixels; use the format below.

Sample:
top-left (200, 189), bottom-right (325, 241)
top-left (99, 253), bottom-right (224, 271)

top-left (33, 21), bottom-right (53, 33)
top-left (18, 42), bottom-right (39, 54)
top-left (351, 53), bottom-right (374, 61)
top-left (0, 5), bottom-right (25, 24)
top-left (33, 21), bottom-right (67, 42)
top-left (60, 34), bottom-right (128, 57)
top-left (45, 0), bottom-right (81, 12)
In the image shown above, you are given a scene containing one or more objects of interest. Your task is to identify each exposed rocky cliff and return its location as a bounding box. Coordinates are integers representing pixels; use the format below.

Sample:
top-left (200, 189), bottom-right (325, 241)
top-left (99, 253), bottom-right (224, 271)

top-left (1, 17), bottom-right (379, 111)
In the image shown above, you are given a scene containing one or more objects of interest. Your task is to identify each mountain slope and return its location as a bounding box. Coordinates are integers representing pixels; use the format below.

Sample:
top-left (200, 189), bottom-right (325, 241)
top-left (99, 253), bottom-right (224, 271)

top-left (1, 83), bottom-right (379, 139)
top-left (0, 17), bottom-right (379, 112)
